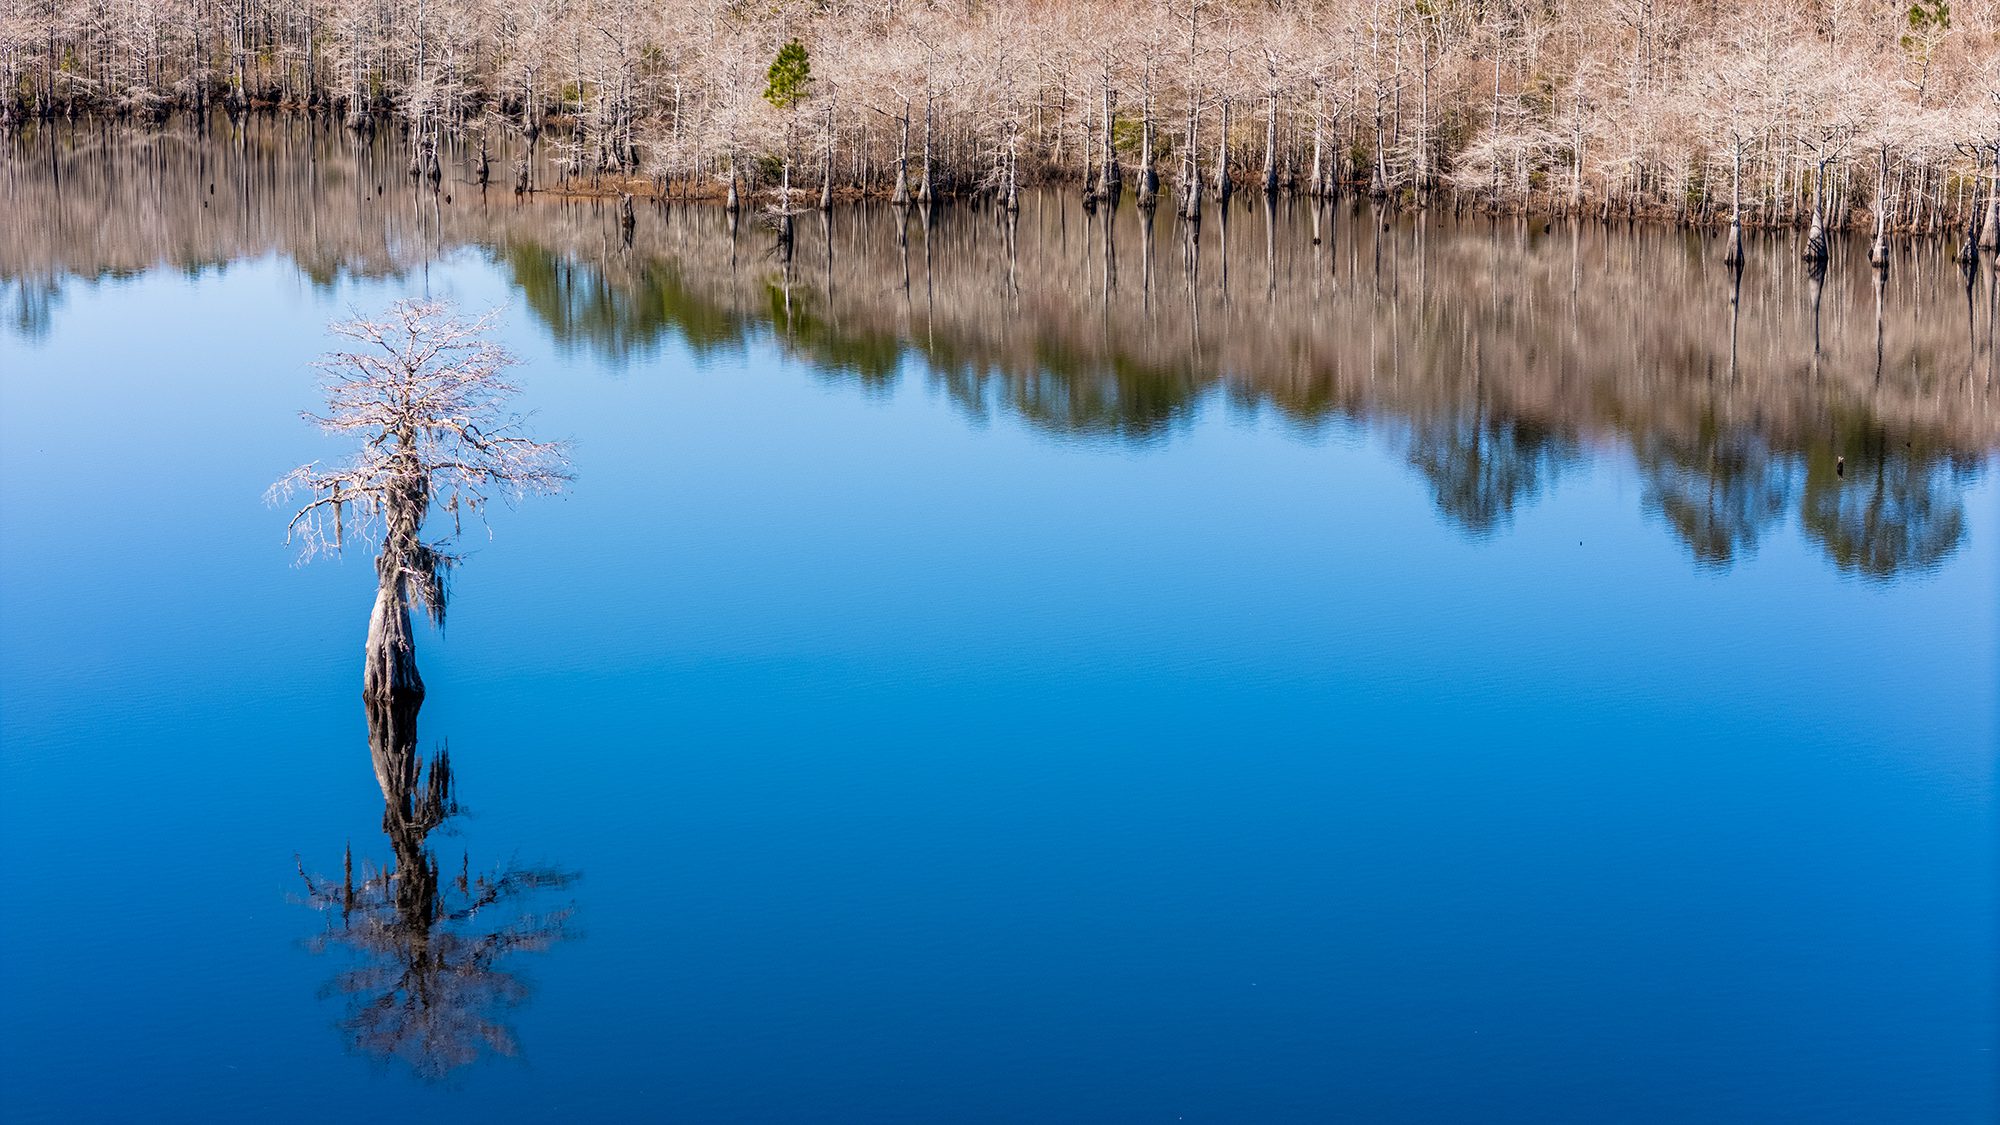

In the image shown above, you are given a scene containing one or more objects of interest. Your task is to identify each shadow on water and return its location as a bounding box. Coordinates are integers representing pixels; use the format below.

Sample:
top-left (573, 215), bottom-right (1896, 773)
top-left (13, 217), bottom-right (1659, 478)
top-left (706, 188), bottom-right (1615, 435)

top-left (4, 115), bottom-right (1994, 577)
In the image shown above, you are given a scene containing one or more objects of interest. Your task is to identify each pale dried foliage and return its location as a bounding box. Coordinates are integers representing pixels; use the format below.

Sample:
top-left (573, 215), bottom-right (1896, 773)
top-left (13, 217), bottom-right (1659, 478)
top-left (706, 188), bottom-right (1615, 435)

top-left (269, 299), bottom-right (569, 620)
top-left (11, 1), bottom-right (2000, 223)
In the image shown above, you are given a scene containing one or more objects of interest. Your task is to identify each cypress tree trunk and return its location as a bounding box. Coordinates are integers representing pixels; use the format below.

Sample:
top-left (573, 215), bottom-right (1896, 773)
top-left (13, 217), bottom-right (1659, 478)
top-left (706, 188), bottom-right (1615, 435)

top-left (1100, 78), bottom-right (1121, 197)
top-left (1310, 111), bottom-right (1325, 198)
top-left (820, 99), bottom-right (835, 210)
top-left (891, 103), bottom-right (911, 205)
top-left (1262, 92), bottom-right (1278, 195)
top-left (1369, 98), bottom-right (1388, 199)
top-left (917, 98), bottom-right (935, 203)
top-left (1802, 159), bottom-right (1828, 262)
top-left (1214, 97), bottom-right (1233, 201)
top-left (363, 565), bottom-right (424, 701)
top-left (1005, 138), bottom-right (1020, 212)
top-left (1869, 145), bottom-right (1890, 271)
top-left (1137, 95), bottom-right (1158, 208)
top-left (1957, 148), bottom-right (1981, 262)
top-left (1723, 142), bottom-right (1743, 267)
top-left (1981, 141), bottom-right (2000, 252)
top-left (1180, 98), bottom-right (1202, 221)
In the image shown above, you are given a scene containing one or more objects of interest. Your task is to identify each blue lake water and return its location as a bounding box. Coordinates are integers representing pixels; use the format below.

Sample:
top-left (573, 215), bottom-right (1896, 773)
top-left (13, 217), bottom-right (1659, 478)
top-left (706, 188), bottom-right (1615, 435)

top-left (1, 123), bottom-right (1996, 1122)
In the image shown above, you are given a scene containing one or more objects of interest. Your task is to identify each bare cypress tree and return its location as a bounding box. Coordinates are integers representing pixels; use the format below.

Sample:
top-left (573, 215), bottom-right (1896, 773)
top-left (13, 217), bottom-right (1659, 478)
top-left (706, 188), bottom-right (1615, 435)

top-left (270, 300), bottom-right (570, 701)
top-left (1724, 140), bottom-right (1744, 267)
top-left (1177, 0), bottom-right (1205, 222)
top-left (1869, 144), bottom-right (1891, 270)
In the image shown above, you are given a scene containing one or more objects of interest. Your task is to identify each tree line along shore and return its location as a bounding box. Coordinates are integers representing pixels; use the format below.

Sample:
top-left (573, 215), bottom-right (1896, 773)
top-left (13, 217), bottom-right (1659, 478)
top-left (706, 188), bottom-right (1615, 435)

top-left (7, 0), bottom-right (2000, 255)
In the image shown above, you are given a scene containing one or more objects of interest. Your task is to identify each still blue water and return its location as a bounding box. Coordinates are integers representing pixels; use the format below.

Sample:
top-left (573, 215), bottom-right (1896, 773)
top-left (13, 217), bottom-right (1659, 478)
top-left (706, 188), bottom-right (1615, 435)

top-left (2, 170), bottom-right (1997, 1117)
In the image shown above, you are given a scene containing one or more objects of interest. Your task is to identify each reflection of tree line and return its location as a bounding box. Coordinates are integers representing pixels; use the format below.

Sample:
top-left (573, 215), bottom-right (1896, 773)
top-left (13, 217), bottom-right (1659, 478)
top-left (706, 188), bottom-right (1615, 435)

top-left (9, 117), bottom-right (1993, 575)
top-left (505, 196), bottom-right (1990, 577)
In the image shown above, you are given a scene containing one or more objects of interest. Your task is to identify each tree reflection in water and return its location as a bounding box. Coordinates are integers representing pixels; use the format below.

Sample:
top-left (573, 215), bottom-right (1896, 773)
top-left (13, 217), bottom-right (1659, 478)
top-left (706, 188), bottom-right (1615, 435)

top-left (1800, 429), bottom-right (1975, 579)
top-left (1403, 406), bottom-right (1578, 538)
top-left (3, 276), bottom-right (64, 341)
top-left (1638, 427), bottom-right (1798, 569)
top-left (297, 697), bottom-right (576, 1079)
top-left (8, 116), bottom-right (1996, 578)
top-left (272, 299), bottom-right (577, 1078)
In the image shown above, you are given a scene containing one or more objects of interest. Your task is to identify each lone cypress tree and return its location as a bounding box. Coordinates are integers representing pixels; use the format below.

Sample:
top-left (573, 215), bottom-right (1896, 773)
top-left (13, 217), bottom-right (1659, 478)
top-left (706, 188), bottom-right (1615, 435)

top-left (270, 300), bottom-right (570, 700)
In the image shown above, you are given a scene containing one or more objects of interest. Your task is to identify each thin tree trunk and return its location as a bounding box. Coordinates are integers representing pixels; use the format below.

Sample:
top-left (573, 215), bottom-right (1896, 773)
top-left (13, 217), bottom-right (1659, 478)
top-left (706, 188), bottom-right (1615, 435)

top-left (1214, 96), bottom-right (1232, 201)
top-left (1262, 90), bottom-right (1278, 195)
top-left (1100, 75), bottom-right (1120, 196)
top-left (1869, 144), bottom-right (1889, 270)
top-left (891, 100), bottom-right (911, 205)
top-left (1724, 141), bottom-right (1743, 267)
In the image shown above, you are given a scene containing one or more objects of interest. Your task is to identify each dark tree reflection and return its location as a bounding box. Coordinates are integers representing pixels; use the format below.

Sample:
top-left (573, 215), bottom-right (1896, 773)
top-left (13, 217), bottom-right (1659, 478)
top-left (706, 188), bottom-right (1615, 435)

top-left (4, 276), bottom-right (62, 341)
top-left (297, 696), bottom-right (577, 1079)
top-left (505, 241), bottom-right (754, 363)
top-left (1404, 405), bottom-right (1578, 537)
top-left (1639, 427), bottom-right (1797, 567)
top-left (1800, 430), bottom-right (1971, 578)
top-left (13, 117), bottom-right (1996, 578)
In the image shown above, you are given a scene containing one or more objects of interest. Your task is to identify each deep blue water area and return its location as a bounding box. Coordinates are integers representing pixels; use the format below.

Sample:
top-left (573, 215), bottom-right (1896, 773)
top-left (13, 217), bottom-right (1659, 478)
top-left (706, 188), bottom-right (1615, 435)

top-left (2, 123), bottom-right (1995, 1122)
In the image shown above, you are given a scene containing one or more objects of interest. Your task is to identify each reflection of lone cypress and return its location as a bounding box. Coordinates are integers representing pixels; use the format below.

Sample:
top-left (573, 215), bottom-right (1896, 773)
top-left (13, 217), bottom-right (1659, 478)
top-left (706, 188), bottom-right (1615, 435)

top-left (270, 300), bottom-right (570, 700)
top-left (296, 694), bottom-right (577, 1078)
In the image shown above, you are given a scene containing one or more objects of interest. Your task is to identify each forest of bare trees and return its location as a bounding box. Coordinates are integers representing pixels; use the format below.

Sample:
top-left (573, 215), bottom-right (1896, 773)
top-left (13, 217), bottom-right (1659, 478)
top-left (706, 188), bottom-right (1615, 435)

top-left (7, 0), bottom-right (2000, 234)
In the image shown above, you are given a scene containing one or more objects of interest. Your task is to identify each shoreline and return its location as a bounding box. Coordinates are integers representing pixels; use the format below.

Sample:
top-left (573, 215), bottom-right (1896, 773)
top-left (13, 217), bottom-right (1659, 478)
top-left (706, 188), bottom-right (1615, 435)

top-left (1, 108), bottom-right (1955, 242)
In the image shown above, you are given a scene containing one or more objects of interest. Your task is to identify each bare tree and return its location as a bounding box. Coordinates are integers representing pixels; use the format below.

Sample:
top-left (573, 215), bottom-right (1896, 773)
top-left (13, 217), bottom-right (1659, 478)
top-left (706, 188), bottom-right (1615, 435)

top-left (269, 299), bottom-right (569, 700)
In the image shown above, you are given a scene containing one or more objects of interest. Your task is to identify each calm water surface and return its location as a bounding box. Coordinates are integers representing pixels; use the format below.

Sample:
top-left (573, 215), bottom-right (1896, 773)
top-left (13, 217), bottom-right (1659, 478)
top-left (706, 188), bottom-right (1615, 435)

top-left (1, 121), bottom-right (1995, 1122)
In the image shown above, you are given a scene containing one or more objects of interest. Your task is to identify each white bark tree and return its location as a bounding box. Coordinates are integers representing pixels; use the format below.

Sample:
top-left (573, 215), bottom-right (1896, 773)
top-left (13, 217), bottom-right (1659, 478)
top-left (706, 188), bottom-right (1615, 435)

top-left (270, 299), bottom-right (569, 700)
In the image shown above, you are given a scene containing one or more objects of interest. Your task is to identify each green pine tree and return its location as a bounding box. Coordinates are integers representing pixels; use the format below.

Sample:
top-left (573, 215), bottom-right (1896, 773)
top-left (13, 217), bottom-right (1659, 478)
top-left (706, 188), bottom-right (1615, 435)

top-left (765, 40), bottom-right (812, 111)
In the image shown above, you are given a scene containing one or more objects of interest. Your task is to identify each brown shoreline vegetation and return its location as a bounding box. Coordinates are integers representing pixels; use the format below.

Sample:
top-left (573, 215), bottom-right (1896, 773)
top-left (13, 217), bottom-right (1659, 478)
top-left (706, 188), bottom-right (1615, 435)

top-left (8, 0), bottom-right (2000, 251)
